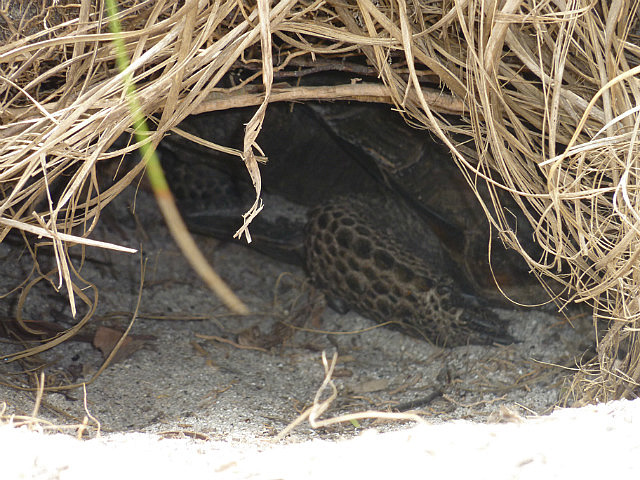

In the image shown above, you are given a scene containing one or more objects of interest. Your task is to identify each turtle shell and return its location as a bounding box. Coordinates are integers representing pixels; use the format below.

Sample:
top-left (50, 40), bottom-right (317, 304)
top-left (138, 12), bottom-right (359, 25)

top-left (307, 102), bottom-right (544, 304)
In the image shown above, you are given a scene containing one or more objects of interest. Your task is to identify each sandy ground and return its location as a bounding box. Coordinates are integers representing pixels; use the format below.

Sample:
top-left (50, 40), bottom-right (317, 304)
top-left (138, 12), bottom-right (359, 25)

top-left (0, 178), bottom-right (624, 478)
top-left (3, 398), bottom-right (640, 479)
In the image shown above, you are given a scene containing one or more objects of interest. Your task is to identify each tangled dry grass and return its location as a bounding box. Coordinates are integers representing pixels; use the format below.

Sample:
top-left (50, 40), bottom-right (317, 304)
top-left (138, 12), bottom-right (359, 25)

top-left (2, 0), bottom-right (640, 403)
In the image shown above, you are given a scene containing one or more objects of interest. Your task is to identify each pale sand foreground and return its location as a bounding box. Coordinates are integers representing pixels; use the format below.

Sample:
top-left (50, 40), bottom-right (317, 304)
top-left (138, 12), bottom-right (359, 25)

top-left (2, 399), bottom-right (639, 479)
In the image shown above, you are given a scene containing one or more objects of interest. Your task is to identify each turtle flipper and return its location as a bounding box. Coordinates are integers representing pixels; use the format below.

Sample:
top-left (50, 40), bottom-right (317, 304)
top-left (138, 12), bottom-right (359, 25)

top-left (304, 196), bottom-right (515, 347)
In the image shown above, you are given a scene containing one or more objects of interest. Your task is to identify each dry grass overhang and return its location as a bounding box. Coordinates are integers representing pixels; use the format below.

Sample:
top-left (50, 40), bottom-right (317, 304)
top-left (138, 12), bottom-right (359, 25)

top-left (1, 0), bottom-right (640, 402)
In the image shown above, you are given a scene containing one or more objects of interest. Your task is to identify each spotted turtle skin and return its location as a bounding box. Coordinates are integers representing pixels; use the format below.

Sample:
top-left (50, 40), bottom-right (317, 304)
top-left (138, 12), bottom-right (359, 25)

top-left (304, 195), bottom-right (513, 347)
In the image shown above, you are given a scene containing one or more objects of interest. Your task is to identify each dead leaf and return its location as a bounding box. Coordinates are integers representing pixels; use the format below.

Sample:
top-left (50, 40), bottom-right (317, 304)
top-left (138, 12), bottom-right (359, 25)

top-left (92, 326), bottom-right (153, 363)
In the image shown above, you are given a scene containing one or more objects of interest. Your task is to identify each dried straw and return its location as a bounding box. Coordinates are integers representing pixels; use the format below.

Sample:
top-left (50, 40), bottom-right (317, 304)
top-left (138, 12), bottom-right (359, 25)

top-left (2, 0), bottom-right (640, 401)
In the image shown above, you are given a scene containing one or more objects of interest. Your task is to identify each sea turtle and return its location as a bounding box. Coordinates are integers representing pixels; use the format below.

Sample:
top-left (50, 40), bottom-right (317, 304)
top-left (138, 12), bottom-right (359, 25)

top-left (159, 102), bottom-right (542, 347)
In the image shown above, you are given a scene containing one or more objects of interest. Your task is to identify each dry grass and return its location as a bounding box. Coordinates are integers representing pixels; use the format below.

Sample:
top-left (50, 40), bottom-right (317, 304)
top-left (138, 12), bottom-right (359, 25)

top-left (275, 352), bottom-right (426, 440)
top-left (0, 373), bottom-right (101, 439)
top-left (2, 0), bottom-right (640, 402)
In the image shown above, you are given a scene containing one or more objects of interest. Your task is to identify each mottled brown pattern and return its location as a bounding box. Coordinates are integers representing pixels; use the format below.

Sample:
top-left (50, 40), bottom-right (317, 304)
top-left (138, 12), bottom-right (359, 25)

top-left (305, 195), bottom-right (513, 347)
